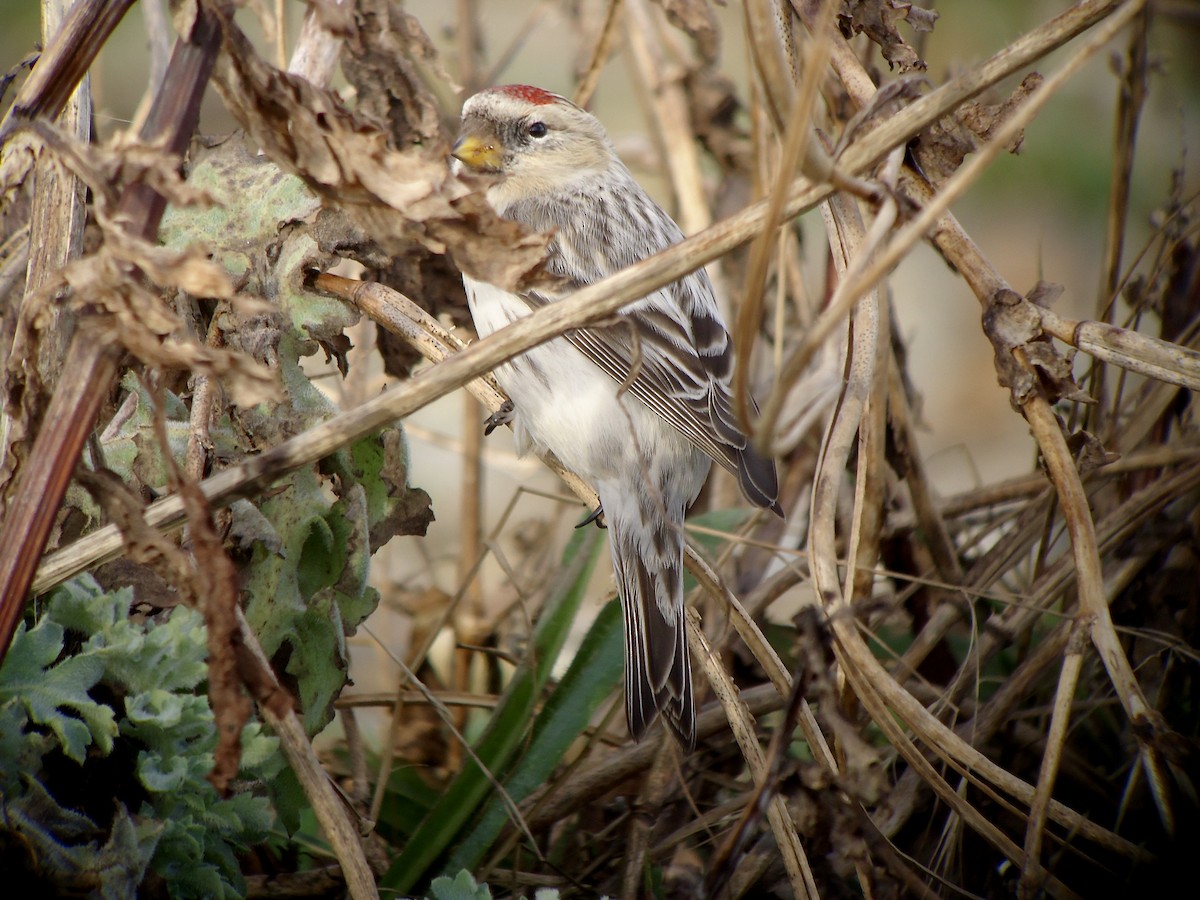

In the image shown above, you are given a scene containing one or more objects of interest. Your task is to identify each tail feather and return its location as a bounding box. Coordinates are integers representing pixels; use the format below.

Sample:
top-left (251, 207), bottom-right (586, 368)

top-left (605, 481), bottom-right (696, 751)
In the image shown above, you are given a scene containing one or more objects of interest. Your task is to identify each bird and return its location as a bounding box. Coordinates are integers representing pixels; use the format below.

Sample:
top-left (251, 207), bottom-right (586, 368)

top-left (452, 84), bottom-right (781, 751)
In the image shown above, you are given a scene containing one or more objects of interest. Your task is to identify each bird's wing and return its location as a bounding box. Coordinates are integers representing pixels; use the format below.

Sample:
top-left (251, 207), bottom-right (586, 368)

top-left (525, 277), bottom-right (780, 511)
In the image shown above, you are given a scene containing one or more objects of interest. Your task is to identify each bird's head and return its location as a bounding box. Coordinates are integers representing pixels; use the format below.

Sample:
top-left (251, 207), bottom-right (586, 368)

top-left (453, 85), bottom-right (614, 209)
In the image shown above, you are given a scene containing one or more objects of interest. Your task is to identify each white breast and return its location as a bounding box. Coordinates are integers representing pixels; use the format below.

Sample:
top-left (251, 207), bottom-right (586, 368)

top-left (463, 276), bottom-right (680, 483)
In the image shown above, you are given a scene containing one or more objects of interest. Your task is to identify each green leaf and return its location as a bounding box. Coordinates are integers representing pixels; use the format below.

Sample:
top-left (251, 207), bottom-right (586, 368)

top-left (0, 578), bottom-right (281, 898)
top-left (428, 869), bottom-right (493, 900)
top-left (447, 598), bottom-right (624, 874)
top-left (0, 617), bottom-right (117, 761)
top-left (381, 528), bottom-right (604, 894)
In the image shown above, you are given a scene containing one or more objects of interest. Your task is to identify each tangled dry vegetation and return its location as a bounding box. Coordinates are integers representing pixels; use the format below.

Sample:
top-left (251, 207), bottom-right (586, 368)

top-left (1, 1), bottom-right (1198, 898)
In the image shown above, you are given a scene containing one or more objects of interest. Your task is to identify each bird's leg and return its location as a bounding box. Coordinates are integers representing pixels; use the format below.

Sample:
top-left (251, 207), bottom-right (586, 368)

top-left (483, 400), bottom-right (515, 436)
top-left (576, 504), bottom-right (606, 529)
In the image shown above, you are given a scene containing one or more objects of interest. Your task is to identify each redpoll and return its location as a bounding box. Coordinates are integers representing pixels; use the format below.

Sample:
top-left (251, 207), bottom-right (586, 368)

top-left (453, 85), bottom-right (781, 751)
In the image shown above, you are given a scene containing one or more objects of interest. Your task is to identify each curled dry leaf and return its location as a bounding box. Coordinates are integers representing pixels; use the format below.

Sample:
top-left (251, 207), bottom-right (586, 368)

top-left (838, 0), bottom-right (939, 72)
top-left (917, 72), bottom-right (1043, 183)
top-left (19, 120), bottom-right (222, 219)
top-left (336, 0), bottom-right (475, 341)
top-left (4, 120), bottom-right (281, 410)
top-left (1, 120), bottom-right (248, 494)
top-left (1023, 341), bottom-right (1094, 405)
top-left (342, 0), bottom-right (448, 148)
top-left (1064, 428), bottom-right (1121, 474)
top-left (982, 287), bottom-right (1044, 406)
top-left (208, 7), bottom-right (554, 295)
top-left (983, 286), bottom-right (1094, 409)
top-left (54, 240), bottom-right (280, 409)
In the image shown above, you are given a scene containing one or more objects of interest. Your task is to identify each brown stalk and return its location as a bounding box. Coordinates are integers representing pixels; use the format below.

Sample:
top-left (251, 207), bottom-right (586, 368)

top-left (0, 0), bottom-right (134, 142)
top-left (688, 608), bottom-right (819, 899)
top-left (624, 0), bottom-right (710, 235)
top-left (21, 0), bottom-right (91, 391)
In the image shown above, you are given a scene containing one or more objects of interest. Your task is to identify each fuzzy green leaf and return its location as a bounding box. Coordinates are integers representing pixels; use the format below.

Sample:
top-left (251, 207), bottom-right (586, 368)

top-left (0, 618), bottom-right (117, 762)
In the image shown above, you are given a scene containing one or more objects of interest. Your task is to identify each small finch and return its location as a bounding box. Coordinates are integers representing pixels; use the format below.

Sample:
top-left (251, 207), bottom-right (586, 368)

top-left (453, 85), bottom-right (781, 750)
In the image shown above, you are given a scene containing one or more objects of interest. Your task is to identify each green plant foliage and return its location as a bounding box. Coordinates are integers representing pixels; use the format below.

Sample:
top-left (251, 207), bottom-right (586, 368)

top-left (382, 528), bottom-right (604, 894)
top-left (428, 869), bottom-right (493, 900)
top-left (447, 598), bottom-right (624, 875)
top-left (426, 870), bottom-right (570, 900)
top-left (0, 578), bottom-right (283, 898)
top-left (158, 134), bottom-right (432, 736)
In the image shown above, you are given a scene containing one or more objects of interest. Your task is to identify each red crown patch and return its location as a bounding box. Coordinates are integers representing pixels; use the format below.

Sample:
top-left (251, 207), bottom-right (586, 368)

top-left (492, 84), bottom-right (558, 106)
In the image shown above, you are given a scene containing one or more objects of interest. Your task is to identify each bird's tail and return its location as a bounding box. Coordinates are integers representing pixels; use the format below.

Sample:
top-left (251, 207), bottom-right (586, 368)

top-left (602, 477), bottom-right (695, 751)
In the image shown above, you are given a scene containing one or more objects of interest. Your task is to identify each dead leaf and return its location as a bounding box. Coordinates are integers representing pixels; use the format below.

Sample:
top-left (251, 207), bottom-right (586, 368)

top-left (342, 0), bottom-right (448, 148)
top-left (983, 288), bottom-right (1042, 405)
top-left (1065, 428), bottom-right (1120, 474)
top-left (838, 0), bottom-right (939, 73)
top-left (983, 287), bottom-right (1095, 409)
top-left (208, 7), bottom-right (555, 295)
top-left (916, 73), bottom-right (1042, 183)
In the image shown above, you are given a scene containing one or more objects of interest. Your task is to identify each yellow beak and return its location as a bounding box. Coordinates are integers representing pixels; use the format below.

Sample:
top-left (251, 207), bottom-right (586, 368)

top-left (452, 132), bottom-right (502, 172)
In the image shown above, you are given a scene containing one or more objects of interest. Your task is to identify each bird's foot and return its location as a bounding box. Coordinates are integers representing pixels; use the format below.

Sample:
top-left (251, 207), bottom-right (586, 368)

top-left (575, 504), bottom-right (606, 529)
top-left (484, 400), bottom-right (515, 436)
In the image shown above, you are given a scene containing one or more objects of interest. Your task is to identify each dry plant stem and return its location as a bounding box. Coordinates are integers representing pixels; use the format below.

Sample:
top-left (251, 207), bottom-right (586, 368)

top-left (806, 220), bottom-right (1060, 884)
top-left (798, 0), bottom-right (1176, 846)
top-left (185, 318), bottom-right (222, 482)
top-left (955, 464), bottom-right (1200, 712)
top-left (456, 0), bottom-right (480, 92)
top-left (286, 0), bottom-right (349, 83)
top-left (743, 0), bottom-right (797, 128)
top-left (0, 0), bottom-right (134, 142)
top-left (1020, 624), bottom-right (1088, 897)
top-left (23, 0), bottom-right (91, 385)
top-left (523, 684), bottom-right (783, 831)
top-left (798, 0), bottom-right (1136, 158)
top-left (684, 545), bottom-right (838, 775)
top-left (235, 607), bottom-right (379, 900)
top-left (884, 444), bottom-right (1200, 532)
top-left (776, 0), bottom-right (1149, 406)
top-left (365, 624), bottom-right (544, 860)
top-left (573, 0), bottom-right (623, 109)
top-left (882, 470), bottom-right (1200, 855)
top-left (829, 193), bottom-right (892, 610)
top-left (452, 396), bottom-right (486, 774)
top-left (734, 0), bottom-right (835, 427)
top-left (1019, 374), bottom-right (1173, 828)
top-left (620, 740), bottom-right (677, 898)
top-left (1102, 3), bottom-right (1148, 309)
top-left (1037, 306), bottom-right (1200, 392)
top-left (886, 361), bottom-right (963, 583)
top-left (337, 690), bottom-right (500, 710)
top-left (624, 0), bottom-right (710, 235)
top-left (1090, 11), bottom-right (1147, 438)
top-left (141, 0), bottom-right (171, 88)
top-left (688, 609), bottom-right (819, 900)
top-left (0, 5), bottom-right (221, 658)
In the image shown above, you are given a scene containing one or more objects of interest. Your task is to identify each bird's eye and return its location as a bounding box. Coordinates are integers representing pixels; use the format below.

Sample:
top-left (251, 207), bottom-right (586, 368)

top-left (527, 121), bottom-right (548, 138)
